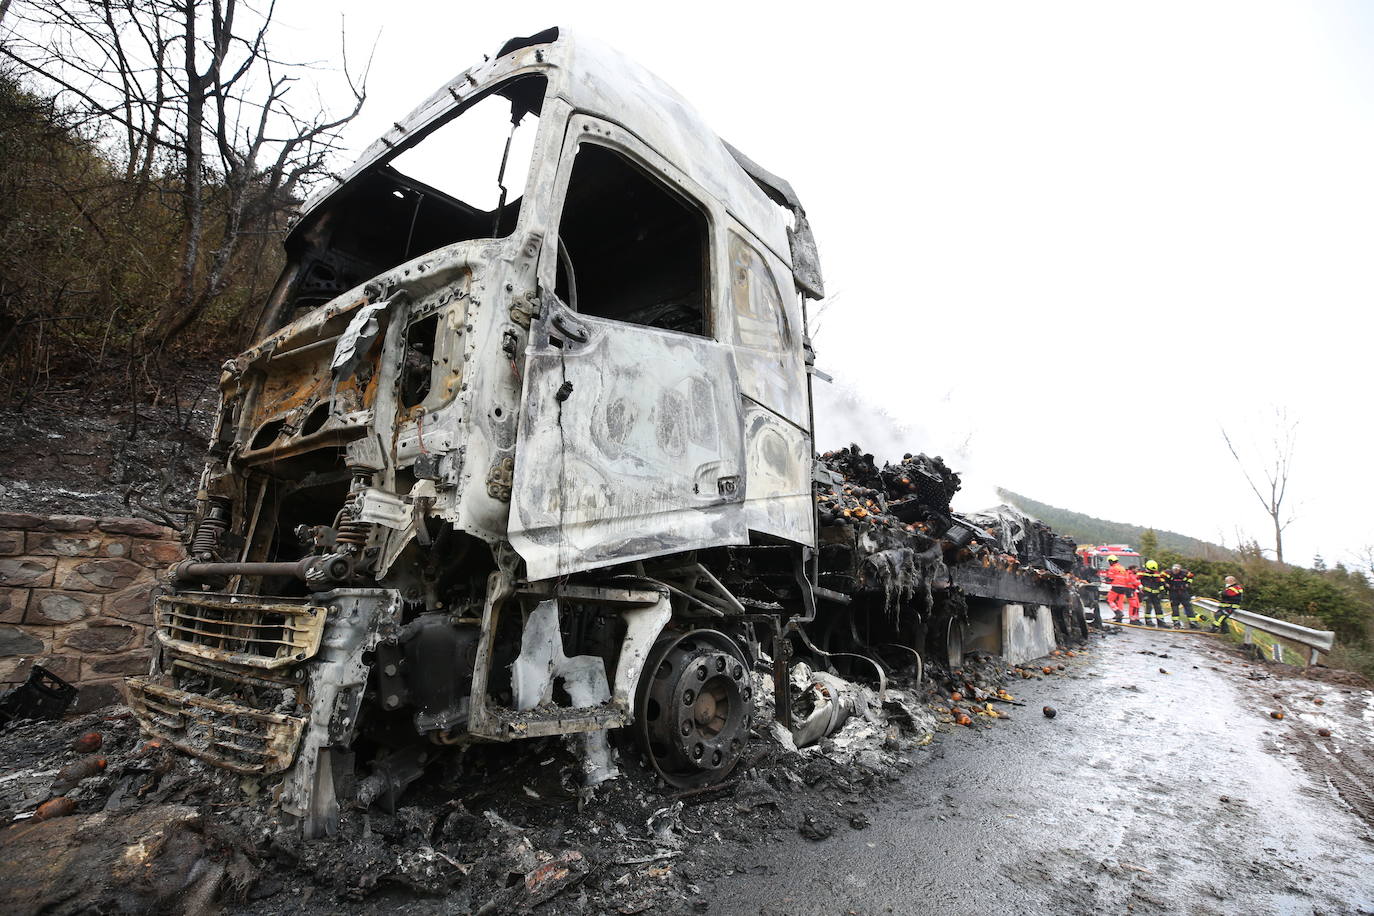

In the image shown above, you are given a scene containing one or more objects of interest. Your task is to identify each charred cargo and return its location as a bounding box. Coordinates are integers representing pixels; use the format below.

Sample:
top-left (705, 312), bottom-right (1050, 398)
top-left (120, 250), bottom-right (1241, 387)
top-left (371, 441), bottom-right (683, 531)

top-left (126, 28), bottom-right (1090, 836)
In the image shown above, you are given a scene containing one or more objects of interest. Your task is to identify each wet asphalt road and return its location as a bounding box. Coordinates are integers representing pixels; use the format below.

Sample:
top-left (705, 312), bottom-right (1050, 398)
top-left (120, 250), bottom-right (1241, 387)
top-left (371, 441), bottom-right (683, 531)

top-left (701, 628), bottom-right (1374, 916)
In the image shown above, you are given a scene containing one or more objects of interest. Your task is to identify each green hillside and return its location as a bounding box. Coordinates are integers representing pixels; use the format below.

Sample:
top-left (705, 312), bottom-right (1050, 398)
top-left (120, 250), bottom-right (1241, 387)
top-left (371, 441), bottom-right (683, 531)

top-left (996, 488), bottom-right (1234, 559)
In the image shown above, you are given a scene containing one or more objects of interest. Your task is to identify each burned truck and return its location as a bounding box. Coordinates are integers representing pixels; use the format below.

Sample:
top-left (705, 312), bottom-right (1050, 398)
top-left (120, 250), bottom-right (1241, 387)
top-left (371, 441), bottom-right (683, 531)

top-left (125, 28), bottom-right (1087, 836)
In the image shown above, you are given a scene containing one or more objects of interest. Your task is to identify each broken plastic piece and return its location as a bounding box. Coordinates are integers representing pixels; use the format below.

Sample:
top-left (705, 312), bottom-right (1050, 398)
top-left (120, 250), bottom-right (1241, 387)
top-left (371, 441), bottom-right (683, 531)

top-left (0, 664), bottom-right (78, 729)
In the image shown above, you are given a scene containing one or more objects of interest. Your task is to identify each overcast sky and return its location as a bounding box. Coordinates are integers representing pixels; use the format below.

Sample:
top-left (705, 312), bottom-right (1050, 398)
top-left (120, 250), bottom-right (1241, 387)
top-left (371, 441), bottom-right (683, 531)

top-left (272, 1), bottom-right (1374, 568)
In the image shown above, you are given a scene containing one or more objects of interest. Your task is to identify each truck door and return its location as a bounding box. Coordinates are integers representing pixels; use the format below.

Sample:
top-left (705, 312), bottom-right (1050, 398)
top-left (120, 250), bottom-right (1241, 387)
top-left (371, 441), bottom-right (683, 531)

top-left (509, 116), bottom-right (748, 581)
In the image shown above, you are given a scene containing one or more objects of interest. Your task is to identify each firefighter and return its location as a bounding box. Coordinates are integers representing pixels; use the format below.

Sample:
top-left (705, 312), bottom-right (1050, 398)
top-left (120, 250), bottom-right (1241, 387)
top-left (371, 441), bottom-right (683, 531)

top-left (1167, 564), bottom-right (1196, 629)
top-left (1137, 560), bottom-right (1168, 627)
top-left (1214, 576), bottom-right (1244, 633)
top-left (1103, 555), bottom-right (1131, 622)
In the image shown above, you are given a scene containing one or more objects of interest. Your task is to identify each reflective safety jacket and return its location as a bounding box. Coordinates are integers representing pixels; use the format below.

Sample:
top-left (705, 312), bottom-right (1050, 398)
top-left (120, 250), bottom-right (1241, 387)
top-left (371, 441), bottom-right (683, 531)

top-left (1218, 583), bottom-right (1245, 609)
top-left (1167, 569), bottom-right (1194, 596)
top-left (1104, 563), bottom-right (1132, 588)
top-left (1138, 568), bottom-right (1168, 594)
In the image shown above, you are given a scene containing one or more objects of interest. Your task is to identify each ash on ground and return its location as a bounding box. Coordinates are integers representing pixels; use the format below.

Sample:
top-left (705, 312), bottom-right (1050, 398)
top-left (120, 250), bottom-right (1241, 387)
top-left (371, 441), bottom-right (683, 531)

top-left (0, 646), bottom-right (1106, 915)
top-left (0, 363), bottom-right (218, 526)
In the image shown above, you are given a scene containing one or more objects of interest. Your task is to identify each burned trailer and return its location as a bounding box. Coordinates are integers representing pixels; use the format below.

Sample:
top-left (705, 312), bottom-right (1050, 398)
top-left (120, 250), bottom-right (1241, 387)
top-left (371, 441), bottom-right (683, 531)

top-left (812, 447), bottom-right (1089, 676)
top-left (122, 28), bottom-right (1087, 838)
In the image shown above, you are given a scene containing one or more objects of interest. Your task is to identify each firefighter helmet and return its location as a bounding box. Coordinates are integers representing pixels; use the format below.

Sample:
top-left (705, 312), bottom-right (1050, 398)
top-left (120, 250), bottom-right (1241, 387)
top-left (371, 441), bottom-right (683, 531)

top-left (1107, 555), bottom-right (1118, 563)
top-left (1146, 560), bottom-right (1159, 571)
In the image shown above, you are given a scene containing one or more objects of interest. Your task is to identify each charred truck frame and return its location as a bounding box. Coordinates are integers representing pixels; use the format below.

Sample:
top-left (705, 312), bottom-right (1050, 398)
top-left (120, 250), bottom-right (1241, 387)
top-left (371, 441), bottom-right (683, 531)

top-left (125, 29), bottom-right (1087, 837)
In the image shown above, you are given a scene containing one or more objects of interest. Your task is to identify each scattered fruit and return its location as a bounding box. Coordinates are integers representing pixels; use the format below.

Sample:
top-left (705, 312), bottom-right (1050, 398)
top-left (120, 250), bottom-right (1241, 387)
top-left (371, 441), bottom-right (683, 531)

top-left (950, 692), bottom-right (963, 703)
top-left (72, 732), bottom-right (102, 753)
top-left (34, 797), bottom-right (76, 820)
top-left (1314, 698), bottom-right (1325, 706)
top-left (51, 756), bottom-right (106, 794)
top-left (1317, 728), bottom-right (1332, 738)
top-left (1066, 650), bottom-right (1076, 657)
top-left (1041, 666), bottom-right (1053, 675)
top-left (1270, 711), bottom-right (1285, 720)
top-left (956, 714), bottom-right (972, 726)
top-left (1042, 706), bottom-right (1057, 719)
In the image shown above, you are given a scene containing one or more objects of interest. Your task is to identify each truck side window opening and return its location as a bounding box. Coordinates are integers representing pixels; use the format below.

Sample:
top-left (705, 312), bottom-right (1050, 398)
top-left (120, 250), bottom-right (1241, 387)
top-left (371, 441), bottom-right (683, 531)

top-left (554, 144), bottom-right (709, 336)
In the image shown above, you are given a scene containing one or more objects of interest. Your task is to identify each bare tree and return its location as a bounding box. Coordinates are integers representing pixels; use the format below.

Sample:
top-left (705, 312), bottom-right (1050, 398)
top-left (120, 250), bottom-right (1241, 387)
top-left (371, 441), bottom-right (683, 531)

top-left (1, 0), bottom-right (369, 352)
top-left (1221, 408), bottom-right (1297, 565)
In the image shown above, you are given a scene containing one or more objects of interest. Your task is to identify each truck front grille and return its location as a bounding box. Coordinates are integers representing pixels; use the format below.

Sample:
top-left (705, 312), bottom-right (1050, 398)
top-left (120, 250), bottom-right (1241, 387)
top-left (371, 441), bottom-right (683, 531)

top-left (155, 594), bottom-right (327, 670)
top-left (124, 676), bottom-right (305, 774)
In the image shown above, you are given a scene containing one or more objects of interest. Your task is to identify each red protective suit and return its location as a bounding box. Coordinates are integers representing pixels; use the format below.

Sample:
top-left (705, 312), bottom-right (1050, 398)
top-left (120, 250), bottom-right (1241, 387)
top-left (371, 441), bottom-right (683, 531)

top-left (1125, 569), bottom-right (1141, 620)
top-left (1104, 562), bottom-right (1132, 617)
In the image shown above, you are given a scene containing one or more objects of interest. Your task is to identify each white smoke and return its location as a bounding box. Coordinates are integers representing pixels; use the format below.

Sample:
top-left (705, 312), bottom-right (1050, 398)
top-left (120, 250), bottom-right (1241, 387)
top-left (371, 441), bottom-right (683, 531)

top-left (811, 382), bottom-right (1004, 514)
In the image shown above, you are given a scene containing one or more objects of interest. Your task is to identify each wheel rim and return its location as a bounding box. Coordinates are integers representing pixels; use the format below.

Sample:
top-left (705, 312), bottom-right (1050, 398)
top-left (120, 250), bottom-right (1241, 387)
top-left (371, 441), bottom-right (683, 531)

top-left (634, 629), bottom-right (753, 788)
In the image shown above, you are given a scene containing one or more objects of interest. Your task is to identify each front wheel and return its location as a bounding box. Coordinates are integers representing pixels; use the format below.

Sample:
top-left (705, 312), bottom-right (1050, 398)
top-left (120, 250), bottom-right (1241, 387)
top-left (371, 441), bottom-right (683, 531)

top-left (633, 629), bottom-right (753, 788)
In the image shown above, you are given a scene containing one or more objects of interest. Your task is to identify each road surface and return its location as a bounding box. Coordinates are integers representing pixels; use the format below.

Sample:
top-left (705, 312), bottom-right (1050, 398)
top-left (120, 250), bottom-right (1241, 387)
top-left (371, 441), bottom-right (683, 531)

top-left (700, 627), bottom-right (1374, 915)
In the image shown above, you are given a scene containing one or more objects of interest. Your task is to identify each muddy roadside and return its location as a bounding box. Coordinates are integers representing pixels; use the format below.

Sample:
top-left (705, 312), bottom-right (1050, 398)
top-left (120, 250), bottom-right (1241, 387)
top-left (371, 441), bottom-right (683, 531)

top-left (0, 639), bottom-right (1117, 915)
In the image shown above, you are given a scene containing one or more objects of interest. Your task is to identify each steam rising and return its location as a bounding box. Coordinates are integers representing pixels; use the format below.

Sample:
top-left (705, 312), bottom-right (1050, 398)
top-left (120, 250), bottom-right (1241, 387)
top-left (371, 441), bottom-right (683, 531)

top-left (812, 383), bottom-right (1005, 515)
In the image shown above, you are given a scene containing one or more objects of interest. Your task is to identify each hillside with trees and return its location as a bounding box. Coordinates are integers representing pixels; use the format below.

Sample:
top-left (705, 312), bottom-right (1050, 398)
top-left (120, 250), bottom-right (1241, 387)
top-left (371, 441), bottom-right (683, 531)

top-left (0, 0), bottom-right (364, 399)
top-left (997, 488), bottom-right (1233, 559)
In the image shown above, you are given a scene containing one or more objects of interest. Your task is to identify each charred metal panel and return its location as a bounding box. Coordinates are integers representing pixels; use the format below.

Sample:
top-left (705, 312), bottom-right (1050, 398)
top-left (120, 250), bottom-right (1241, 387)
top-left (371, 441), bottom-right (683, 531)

top-left (950, 565), bottom-right (1069, 608)
top-left (551, 36), bottom-right (788, 264)
top-left (509, 301), bottom-right (748, 579)
top-left (740, 402), bottom-right (813, 546)
top-left (726, 229), bottom-right (809, 428)
top-left (723, 142), bottom-right (825, 300)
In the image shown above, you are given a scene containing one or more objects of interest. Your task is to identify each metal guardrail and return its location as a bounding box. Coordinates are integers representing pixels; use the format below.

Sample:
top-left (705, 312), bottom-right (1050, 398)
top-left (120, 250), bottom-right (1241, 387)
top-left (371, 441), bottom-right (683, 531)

top-left (1193, 597), bottom-right (1335, 664)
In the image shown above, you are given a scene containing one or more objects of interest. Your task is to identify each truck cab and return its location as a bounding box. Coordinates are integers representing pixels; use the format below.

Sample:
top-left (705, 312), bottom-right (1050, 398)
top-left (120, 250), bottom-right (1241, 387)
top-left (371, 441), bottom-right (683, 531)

top-left (125, 29), bottom-right (826, 836)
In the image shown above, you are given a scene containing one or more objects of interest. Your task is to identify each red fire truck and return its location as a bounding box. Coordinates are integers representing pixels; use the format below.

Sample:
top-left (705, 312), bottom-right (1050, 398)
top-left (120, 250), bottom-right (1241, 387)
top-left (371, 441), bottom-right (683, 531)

top-left (1078, 544), bottom-right (1143, 595)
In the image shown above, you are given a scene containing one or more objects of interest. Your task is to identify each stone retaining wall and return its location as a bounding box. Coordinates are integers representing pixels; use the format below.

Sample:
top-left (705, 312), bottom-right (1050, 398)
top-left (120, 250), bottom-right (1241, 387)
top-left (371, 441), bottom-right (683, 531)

top-left (0, 512), bottom-right (182, 711)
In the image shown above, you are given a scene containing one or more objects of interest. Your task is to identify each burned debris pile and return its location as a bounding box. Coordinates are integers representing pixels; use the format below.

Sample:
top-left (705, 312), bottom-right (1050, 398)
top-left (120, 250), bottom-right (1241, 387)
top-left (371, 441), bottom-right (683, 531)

top-left (0, 687), bottom-right (940, 914)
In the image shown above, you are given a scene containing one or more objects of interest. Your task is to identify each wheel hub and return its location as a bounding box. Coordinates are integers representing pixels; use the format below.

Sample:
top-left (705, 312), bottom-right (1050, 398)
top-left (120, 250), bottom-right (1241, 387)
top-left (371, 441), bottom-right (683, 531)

top-left (635, 631), bottom-right (753, 787)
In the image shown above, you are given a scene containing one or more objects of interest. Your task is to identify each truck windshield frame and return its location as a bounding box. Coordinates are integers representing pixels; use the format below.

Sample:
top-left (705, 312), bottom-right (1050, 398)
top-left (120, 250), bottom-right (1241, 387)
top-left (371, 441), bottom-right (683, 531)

top-left (272, 74), bottom-right (551, 325)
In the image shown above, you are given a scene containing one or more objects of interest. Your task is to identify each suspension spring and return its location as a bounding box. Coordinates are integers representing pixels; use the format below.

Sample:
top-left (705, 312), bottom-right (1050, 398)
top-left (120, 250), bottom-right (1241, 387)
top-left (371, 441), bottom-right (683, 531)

top-left (191, 501), bottom-right (230, 559)
top-left (334, 478), bottom-right (372, 549)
